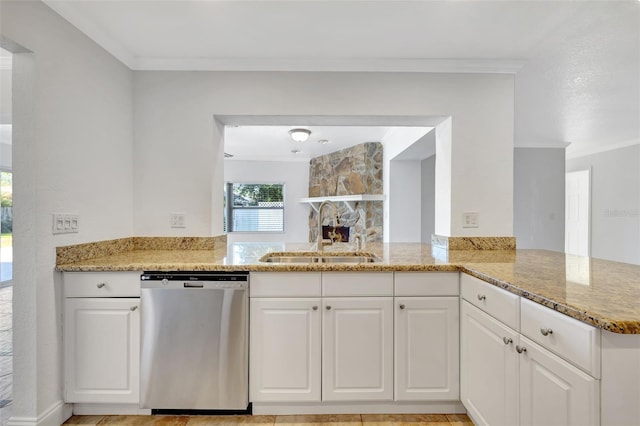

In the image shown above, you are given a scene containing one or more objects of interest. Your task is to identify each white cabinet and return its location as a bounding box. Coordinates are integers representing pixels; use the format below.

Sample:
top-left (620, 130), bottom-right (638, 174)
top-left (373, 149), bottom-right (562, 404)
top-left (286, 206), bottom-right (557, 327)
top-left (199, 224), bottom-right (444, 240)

top-left (63, 271), bottom-right (141, 404)
top-left (395, 297), bottom-right (459, 401)
top-left (394, 272), bottom-right (460, 402)
top-left (461, 300), bottom-right (519, 426)
top-left (64, 297), bottom-right (140, 403)
top-left (460, 273), bottom-right (600, 426)
top-left (322, 297), bottom-right (394, 401)
top-left (249, 298), bottom-right (321, 402)
top-left (518, 336), bottom-right (599, 426)
top-left (249, 273), bottom-right (323, 403)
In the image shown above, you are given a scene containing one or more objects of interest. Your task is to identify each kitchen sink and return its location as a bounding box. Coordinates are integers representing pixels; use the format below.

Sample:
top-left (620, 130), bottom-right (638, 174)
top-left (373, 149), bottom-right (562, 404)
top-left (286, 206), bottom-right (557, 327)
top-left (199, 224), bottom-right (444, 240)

top-left (259, 252), bottom-right (380, 264)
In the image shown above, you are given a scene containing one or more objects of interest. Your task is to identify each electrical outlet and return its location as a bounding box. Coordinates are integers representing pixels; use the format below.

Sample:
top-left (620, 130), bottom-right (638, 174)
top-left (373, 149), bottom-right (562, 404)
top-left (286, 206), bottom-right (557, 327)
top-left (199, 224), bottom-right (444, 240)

top-left (462, 211), bottom-right (479, 228)
top-left (170, 213), bottom-right (186, 228)
top-left (52, 214), bottom-right (79, 234)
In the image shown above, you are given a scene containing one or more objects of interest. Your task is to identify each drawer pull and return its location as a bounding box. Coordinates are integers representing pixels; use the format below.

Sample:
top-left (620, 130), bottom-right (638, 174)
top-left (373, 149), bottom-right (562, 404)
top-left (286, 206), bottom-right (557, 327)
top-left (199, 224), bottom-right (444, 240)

top-left (503, 337), bottom-right (513, 345)
top-left (516, 345), bottom-right (527, 354)
top-left (326, 305), bottom-right (332, 310)
top-left (540, 328), bottom-right (553, 336)
top-left (130, 305), bottom-right (138, 311)
top-left (399, 304), bottom-right (406, 310)
top-left (477, 294), bottom-right (486, 301)
top-left (312, 306), bottom-right (318, 311)
top-left (96, 283), bottom-right (106, 289)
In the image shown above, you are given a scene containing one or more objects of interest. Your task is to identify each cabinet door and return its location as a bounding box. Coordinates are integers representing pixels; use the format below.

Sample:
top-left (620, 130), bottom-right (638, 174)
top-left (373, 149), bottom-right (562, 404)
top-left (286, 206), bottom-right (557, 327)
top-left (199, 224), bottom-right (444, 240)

top-left (394, 297), bottom-right (459, 401)
top-left (250, 298), bottom-right (321, 402)
top-left (519, 336), bottom-right (599, 426)
top-left (64, 298), bottom-right (140, 403)
top-left (461, 301), bottom-right (519, 426)
top-left (322, 297), bottom-right (393, 401)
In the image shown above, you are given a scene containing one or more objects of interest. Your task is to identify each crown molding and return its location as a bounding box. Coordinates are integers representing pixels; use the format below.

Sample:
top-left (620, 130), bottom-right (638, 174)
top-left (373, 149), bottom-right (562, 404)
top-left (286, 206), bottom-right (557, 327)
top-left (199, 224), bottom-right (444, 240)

top-left (133, 57), bottom-right (526, 73)
top-left (566, 139), bottom-right (640, 159)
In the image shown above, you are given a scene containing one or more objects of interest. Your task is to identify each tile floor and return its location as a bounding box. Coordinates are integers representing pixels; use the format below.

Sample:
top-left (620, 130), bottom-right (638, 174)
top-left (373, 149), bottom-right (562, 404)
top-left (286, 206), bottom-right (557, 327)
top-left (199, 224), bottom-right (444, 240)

top-left (0, 285), bottom-right (11, 426)
top-left (64, 414), bottom-right (473, 426)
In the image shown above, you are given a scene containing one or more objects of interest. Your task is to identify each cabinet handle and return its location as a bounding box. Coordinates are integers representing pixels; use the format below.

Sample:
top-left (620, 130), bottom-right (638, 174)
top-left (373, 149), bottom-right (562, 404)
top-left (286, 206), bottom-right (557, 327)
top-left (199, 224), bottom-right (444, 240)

top-left (96, 283), bottom-right (106, 288)
top-left (503, 337), bottom-right (513, 345)
top-left (516, 345), bottom-right (527, 354)
top-left (399, 304), bottom-right (405, 310)
top-left (130, 305), bottom-right (138, 311)
top-left (312, 306), bottom-right (318, 311)
top-left (540, 328), bottom-right (553, 336)
top-left (477, 294), bottom-right (486, 301)
top-left (325, 305), bottom-right (332, 310)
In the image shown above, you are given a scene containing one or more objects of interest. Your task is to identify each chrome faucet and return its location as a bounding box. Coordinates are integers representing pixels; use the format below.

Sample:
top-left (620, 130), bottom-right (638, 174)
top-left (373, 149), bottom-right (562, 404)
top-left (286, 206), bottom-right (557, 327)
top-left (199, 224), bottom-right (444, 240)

top-left (317, 200), bottom-right (339, 252)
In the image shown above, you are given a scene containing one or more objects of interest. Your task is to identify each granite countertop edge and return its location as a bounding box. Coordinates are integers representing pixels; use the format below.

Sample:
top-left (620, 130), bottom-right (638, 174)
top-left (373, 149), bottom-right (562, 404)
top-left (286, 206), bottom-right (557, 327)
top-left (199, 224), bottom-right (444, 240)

top-left (55, 246), bottom-right (640, 334)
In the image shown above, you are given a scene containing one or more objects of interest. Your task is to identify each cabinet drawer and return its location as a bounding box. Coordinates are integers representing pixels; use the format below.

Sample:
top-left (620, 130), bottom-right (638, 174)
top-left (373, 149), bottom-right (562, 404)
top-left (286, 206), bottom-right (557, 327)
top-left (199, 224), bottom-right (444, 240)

top-left (322, 272), bottom-right (393, 297)
top-left (64, 272), bottom-right (141, 297)
top-left (250, 272), bottom-right (321, 297)
top-left (461, 273), bottom-right (519, 330)
top-left (521, 298), bottom-right (601, 377)
top-left (394, 272), bottom-right (459, 296)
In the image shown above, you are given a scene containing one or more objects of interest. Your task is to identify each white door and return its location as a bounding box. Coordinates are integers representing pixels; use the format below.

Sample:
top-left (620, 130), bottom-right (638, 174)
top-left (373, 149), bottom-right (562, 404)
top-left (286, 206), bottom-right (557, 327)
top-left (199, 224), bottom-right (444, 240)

top-left (64, 298), bottom-right (140, 403)
top-left (460, 301), bottom-right (519, 426)
top-left (519, 336), bottom-right (599, 426)
top-left (394, 297), bottom-right (459, 401)
top-left (322, 297), bottom-right (393, 401)
top-left (565, 169), bottom-right (590, 256)
top-left (249, 298), bottom-right (321, 402)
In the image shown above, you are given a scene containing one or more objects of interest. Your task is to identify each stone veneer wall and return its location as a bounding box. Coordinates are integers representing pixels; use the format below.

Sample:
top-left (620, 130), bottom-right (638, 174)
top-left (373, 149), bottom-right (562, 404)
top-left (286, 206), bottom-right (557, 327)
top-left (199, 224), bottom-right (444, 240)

top-left (308, 142), bottom-right (383, 242)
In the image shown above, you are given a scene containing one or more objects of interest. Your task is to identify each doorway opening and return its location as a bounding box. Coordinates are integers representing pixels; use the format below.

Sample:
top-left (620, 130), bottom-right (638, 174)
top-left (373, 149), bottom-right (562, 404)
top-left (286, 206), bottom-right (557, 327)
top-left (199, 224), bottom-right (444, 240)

top-left (565, 169), bottom-right (591, 256)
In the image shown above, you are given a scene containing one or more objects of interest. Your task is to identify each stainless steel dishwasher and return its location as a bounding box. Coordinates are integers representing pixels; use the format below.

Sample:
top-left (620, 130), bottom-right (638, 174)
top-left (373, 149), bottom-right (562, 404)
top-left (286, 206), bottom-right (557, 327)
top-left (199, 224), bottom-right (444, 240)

top-left (140, 271), bottom-right (249, 411)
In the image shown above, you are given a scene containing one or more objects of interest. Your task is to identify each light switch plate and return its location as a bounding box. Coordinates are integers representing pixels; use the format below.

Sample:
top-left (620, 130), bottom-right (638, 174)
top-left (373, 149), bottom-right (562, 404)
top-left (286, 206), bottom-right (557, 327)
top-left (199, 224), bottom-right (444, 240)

top-left (53, 214), bottom-right (79, 234)
top-left (462, 211), bottom-right (479, 228)
top-left (170, 213), bottom-right (186, 228)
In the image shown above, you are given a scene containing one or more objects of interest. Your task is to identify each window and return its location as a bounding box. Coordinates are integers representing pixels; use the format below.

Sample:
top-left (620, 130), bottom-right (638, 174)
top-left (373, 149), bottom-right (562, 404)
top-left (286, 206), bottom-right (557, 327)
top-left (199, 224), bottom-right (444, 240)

top-left (224, 183), bottom-right (285, 232)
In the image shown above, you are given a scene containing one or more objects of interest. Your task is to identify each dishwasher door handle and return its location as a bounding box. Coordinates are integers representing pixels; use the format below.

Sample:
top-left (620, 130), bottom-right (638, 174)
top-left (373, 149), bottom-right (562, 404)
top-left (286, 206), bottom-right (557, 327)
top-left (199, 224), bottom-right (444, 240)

top-left (184, 282), bottom-right (204, 288)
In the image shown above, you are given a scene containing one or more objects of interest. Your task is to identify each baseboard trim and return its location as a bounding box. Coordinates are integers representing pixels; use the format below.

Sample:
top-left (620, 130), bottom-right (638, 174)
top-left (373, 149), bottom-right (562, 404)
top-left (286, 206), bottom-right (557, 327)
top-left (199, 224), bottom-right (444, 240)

top-left (72, 403), bottom-right (151, 416)
top-left (7, 400), bottom-right (73, 426)
top-left (252, 401), bottom-right (466, 415)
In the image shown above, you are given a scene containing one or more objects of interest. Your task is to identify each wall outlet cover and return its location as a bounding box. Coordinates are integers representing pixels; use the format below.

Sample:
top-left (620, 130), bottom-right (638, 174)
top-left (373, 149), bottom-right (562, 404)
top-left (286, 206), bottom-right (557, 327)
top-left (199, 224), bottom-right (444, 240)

top-left (463, 211), bottom-right (479, 228)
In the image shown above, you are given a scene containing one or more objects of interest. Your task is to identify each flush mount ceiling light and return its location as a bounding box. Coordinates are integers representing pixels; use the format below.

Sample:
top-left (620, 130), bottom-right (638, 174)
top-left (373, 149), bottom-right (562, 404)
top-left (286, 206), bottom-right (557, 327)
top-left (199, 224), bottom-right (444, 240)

top-left (289, 128), bottom-right (311, 142)
top-left (317, 139), bottom-right (330, 145)
top-left (291, 149), bottom-right (301, 154)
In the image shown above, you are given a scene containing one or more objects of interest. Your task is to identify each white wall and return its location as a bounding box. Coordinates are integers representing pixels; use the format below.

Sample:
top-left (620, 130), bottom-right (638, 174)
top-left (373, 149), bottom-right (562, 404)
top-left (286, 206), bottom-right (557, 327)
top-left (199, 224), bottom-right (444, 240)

top-left (133, 72), bottom-right (514, 239)
top-left (387, 160), bottom-right (422, 242)
top-left (566, 145), bottom-right (640, 265)
top-left (224, 160), bottom-right (309, 243)
top-left (0, 68), bottom-right (11, 124)
top-left (1, 0), bottom-right (134, 422)
top-left (421, 155), bottom-right (436, 243)
top-left (514, 148), bottom-right (565, 251)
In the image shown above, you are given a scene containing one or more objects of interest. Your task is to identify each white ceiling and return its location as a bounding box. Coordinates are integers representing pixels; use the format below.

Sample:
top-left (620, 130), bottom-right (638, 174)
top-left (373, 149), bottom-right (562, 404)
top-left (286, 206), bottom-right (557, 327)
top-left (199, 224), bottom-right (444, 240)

top-left (42, 0), bottom-right (640, 158)
top-left (224, 125), bottom-right (395, 162)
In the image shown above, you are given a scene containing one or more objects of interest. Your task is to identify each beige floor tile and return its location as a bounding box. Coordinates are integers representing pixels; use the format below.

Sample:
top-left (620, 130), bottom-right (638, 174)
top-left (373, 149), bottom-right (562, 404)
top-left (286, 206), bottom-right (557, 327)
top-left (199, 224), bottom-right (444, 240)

top-left (444, 414), bottom-right (473, 426)
top-left (361, 414), bottom-right (449, 426)
top-left (64, 415), bottom-right (105, 425)
top-left (275, 414), bottom-right (362, 426)
top-left (96, 415), bottom-right (190, 426)
top-left (186, 415), bottom-right (276, 425)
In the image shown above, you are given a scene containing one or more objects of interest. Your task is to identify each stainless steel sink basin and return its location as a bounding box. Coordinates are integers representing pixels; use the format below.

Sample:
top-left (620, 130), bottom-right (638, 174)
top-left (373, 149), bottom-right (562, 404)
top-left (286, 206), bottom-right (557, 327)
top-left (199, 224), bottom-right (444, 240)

top-left (259, 252), bottom-right (380, 264)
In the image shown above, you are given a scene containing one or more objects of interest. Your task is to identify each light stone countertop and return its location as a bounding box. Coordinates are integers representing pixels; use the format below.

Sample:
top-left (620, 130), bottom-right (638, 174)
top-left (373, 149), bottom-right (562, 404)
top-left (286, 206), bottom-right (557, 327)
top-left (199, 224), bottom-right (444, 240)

top-left (56, 241), bottom-right (640, 334)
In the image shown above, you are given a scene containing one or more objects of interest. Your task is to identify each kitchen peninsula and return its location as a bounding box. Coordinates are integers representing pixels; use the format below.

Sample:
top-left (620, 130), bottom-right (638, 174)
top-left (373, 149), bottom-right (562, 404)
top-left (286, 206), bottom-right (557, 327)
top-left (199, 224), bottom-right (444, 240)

top-left (56, 237), bottom-right (640, 425)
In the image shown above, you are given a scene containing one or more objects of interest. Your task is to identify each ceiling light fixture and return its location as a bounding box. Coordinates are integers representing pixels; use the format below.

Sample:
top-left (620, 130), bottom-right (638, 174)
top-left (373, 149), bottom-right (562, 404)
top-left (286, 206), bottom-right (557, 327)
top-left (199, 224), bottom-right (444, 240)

top-left (291, 149), bottom-right (301, 154)
top-left (318, 139), bottom-right (330, 145)
top-left (289, 128), bottom-right (311, 142)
